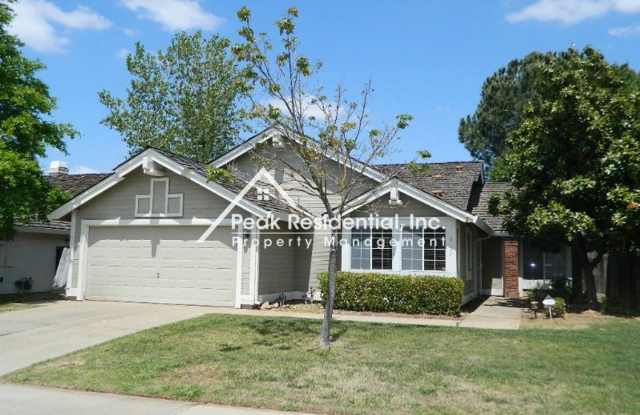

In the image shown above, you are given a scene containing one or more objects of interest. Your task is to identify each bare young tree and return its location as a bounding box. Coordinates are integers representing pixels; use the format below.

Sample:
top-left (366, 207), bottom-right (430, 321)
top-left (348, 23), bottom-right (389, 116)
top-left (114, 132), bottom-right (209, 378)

top-left (233, 6), bottom-right (422, 347)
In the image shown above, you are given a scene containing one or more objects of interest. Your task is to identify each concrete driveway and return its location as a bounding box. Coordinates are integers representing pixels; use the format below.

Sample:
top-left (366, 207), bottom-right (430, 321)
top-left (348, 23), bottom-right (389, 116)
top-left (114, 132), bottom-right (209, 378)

top-left (0, 300), bottom-right (211, 376)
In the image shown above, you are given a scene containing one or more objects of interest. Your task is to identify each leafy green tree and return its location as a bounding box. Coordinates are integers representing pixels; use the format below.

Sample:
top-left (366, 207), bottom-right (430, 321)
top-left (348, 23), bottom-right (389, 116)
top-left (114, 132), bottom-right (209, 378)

top-left (490, 47), bottom-right (640, 307)
top-left (0, 1), bottom-right (76, 237)
top-left (460, 52), bottom-right (640, 178)
top-left (233, 7), bottom-right (414, 347)
top-left (99, 32), bottom-right (247, 163)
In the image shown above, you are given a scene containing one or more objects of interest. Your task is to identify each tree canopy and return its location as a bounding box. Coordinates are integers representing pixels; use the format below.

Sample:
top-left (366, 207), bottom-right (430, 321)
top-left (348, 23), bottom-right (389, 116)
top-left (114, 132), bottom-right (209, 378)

top-left (490, 47), bottom-right (640, 305)
top-left (99, 31), bottom-right (247, 163)
top-left (0, 1), bottom-right (75, 237)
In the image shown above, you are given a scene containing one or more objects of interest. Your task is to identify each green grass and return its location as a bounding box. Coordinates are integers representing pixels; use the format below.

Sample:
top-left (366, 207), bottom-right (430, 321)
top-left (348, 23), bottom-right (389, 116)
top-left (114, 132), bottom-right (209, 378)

top-left (5, 314), bottom-right (640, 415)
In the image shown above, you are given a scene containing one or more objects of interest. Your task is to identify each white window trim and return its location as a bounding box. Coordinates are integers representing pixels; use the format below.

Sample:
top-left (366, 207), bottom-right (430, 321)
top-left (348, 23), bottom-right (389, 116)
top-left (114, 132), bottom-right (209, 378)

top-left (341, 217), bottom-right (458, 277)
top-left (135, 177), bottom-right (184, 218)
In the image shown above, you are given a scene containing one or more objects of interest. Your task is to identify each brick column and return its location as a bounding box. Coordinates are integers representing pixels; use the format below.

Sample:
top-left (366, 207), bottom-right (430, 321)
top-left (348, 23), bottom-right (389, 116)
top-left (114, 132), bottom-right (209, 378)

top-left (503, 239), bottom-right (520, 298)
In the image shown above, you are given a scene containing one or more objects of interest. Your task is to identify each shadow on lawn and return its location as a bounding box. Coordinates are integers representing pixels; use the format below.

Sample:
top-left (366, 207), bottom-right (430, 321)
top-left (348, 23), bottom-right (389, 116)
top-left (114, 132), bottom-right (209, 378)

top-left (241, 317), bottom-right (348, 347)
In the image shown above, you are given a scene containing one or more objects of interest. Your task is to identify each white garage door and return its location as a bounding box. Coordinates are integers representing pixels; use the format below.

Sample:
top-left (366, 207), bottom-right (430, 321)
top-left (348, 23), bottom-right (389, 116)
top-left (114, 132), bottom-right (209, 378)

top-left (86, 226), bottom-right (236, 306)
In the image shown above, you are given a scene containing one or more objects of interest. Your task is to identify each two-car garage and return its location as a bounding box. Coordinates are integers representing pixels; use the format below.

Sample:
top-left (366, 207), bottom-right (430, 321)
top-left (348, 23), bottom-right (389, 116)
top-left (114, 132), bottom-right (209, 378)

top-left (84, 226), bottom-right (237, 307)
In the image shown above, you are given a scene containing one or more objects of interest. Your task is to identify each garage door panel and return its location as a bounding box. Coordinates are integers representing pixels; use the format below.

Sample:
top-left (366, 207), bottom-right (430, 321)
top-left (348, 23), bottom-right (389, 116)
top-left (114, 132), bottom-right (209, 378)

top-left (86, 226), bottom-right (236, 306)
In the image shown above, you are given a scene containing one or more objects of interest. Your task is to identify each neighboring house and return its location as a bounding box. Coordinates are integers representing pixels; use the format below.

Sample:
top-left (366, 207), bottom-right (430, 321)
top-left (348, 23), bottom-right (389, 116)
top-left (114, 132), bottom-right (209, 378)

top-left (48, 126), bottom-right (573, 308)
top-left (0, 163), bottom-right (108, 295)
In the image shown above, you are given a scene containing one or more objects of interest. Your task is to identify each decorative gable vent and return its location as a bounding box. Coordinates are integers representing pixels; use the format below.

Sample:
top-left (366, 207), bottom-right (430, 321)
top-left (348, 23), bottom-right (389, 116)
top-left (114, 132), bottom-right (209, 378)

top-left (257, 187), bottom-right (271, 201)
top-left (455, 165), bottom-right (465, 173)
top-left (432, 190), bottom-right (445, 198)
top-left (135, 177), bottom-right (183, 217)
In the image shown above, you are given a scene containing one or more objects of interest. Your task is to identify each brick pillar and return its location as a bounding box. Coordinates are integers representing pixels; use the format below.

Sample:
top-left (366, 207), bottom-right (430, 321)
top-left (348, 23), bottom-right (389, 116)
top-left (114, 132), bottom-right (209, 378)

top-left (503, 239), bottom-right (520, 298)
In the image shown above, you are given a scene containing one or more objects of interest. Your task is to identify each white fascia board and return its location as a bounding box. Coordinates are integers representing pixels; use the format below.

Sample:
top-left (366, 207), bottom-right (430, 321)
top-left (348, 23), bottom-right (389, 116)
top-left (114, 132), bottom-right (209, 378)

top-left (210, 127), bottom-right (280, 168)
top-left (210, 126), bottom-right (387, 183)
top-left (49, 148), bottom-right (272, 221)
top-left (340, 179), bottom-right (487, 228)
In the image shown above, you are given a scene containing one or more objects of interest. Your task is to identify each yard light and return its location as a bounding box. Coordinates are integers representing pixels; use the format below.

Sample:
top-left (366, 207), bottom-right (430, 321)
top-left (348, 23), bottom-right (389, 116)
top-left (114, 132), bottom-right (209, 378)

top-left (542, 295), bottom-right (556, 320)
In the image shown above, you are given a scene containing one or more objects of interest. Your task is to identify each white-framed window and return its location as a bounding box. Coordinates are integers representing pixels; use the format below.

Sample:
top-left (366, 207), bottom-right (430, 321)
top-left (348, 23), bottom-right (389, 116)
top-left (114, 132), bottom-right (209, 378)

top-left (349, 227), bottom-right (393, 271)
top-left (256, 187), bottom-right (271, 201)
top-left (135, 177), bottom-right (183, 217)
top-left (400, 226), bottom-right (447, 272)
top-left (343, 217), bottom-right (455, 275)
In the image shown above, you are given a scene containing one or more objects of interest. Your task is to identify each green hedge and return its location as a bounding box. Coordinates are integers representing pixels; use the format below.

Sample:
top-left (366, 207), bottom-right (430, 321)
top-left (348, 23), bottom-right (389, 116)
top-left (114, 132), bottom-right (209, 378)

top-left (318, 272), bottom-right (464, 316)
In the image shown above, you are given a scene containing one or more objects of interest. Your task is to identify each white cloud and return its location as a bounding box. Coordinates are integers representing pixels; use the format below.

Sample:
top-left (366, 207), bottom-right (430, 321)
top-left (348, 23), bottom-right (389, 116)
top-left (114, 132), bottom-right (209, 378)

top-left (507, 0), bottom-right (640, 24)
top-left (8, 0), bottom-right (111, 53)
top-left (122, 27), bottom-right (137, 37)
top-left (609, 23), bottom-right (640, 35)
top-left (265, 96), bottom-right (332, 121)
top-left (71, 165), bottom-right (100, 174)
top-left (116, 48), bottom-right (130, 60)
top-left (121, 0), bottom-right (223, 31)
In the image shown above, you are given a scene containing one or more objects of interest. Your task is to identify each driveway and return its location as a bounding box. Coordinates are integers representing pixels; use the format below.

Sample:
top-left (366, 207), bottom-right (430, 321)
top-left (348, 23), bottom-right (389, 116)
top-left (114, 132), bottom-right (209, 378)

top-left (0, 300), bottom-right (211, 376)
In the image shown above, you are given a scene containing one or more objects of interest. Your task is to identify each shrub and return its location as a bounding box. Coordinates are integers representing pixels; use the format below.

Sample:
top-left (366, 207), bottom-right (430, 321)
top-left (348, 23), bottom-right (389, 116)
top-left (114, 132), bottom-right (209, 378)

top-left (318, 272), bottom-right (464, 316)
top-left (553, 297), bottom-right (566, 317)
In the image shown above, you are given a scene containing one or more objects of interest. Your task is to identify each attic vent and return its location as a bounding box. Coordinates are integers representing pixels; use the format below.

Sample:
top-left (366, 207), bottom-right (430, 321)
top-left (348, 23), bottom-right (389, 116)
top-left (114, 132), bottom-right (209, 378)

top-left (455, 165), bottom-right (465, 172)
top-left (432, 190), bottom-right (445, 198)
top-left (432, 174), bottom-right (444, 179)
top-left (257, 187), bottom-right (271, 201)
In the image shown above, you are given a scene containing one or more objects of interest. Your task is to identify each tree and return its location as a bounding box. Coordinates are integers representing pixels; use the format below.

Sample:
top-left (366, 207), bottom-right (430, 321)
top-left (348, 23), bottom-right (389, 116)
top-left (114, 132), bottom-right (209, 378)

top-left (232, 7), bottom-right (416, 347)
top-left (490, 47), bottom-right (640, 307)
top-left (459, 52), bottom-right (640, 178)
top-left (0, 1), bottom-right (76, 237)
top-left (99, 31), bottom-right (247, 163)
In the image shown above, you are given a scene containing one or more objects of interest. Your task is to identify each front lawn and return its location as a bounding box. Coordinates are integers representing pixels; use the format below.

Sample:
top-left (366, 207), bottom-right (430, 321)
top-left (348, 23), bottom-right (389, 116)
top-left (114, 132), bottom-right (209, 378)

top-left (6, 314), bottom-right (640, 415)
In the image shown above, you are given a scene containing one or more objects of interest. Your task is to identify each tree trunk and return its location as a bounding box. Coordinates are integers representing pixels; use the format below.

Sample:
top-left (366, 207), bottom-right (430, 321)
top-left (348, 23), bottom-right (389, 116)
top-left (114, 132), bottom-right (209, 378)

top-left (320, 228), bottom-right (338, 348)
top-left (573, 237), bottom-right (600, 309)
top-left (571, 244), bottom-right (584, 301)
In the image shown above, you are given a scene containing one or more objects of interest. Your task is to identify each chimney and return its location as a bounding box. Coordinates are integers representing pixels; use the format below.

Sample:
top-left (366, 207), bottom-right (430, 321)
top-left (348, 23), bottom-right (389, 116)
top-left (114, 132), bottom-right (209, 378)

top-left (48, 161), bottom-right (69, 176)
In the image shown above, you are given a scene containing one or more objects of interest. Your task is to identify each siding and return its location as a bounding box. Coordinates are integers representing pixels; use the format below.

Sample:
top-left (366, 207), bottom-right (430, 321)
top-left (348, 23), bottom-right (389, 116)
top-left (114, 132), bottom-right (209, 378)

top-left (0, 231), bottom-right (68, 294)
top-left (69, 168), bottom-right (246, 288)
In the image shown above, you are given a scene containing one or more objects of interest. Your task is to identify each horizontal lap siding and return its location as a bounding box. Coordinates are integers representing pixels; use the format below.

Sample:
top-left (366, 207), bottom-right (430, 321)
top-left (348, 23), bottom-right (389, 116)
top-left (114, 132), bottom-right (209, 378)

top-left (70, 167), bottom-right (246, 289)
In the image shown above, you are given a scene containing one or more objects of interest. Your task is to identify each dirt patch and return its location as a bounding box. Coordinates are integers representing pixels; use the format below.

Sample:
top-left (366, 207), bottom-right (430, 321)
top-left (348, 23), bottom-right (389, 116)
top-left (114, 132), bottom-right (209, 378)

top-left (522, 309), bottom-right (616, 329)
top-left (259, 302), bottom-right (463, 320)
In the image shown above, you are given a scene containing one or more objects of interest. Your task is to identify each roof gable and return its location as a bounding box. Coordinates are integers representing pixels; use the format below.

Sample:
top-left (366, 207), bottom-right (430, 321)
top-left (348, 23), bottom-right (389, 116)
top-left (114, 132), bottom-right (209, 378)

top-left (48, 148), bottom-right (296, 221)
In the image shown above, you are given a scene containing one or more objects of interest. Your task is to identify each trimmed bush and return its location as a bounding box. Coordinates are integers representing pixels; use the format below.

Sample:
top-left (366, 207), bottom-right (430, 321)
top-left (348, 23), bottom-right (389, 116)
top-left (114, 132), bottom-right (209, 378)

top-left (318, 272), bottom-right (464, 316)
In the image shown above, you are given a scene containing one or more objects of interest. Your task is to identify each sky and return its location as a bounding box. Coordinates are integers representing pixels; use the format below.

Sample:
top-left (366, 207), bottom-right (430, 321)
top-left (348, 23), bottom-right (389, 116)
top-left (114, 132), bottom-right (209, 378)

top-left (7, 0), bottom-right (640, 174)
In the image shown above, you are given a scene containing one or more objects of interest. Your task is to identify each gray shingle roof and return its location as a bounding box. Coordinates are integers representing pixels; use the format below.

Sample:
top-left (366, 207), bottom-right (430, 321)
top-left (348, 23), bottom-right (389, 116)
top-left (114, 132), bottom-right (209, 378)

top-left (471, 181), bottom-right (513, 232)
top-left (375, 161), bottom-right (484, 211)
top-left (152, 147), bottom-right (297, 215)
top-left (47, 173), bottom-right (111, 197)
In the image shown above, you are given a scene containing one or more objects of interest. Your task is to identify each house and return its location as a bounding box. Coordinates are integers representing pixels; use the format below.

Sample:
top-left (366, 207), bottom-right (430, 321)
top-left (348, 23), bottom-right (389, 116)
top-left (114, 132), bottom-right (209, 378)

top-left (47, 126), bottom-right (573, 308)
top-left (0, 163), bottom-right (109, 295)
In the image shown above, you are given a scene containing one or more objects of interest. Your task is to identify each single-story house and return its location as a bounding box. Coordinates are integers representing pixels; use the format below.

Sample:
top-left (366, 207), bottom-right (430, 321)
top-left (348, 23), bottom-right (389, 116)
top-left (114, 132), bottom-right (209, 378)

top-left (47, 126), bottom-right (573, 307)
top-left (0, 164), bottom-right (108, 295)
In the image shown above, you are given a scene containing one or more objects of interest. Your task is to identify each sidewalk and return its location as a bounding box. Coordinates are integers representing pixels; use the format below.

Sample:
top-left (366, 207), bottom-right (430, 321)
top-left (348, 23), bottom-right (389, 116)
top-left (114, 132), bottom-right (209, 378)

top-left (203, 297), bottom-right (522, 330)
top-left (0, 383), bottom-right (311, 415)
top-left (459, 296), bottom-right (523, 330)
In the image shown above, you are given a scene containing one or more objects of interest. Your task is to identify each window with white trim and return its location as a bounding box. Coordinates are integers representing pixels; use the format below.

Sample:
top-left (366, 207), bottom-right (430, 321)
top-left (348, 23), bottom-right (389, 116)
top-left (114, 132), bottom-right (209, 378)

top-left (135, 177), bottom-right (183, 217)
top-left (349, 228), bottom-right (393, 271)
top-left (400, 226), bottom-right (446, 272)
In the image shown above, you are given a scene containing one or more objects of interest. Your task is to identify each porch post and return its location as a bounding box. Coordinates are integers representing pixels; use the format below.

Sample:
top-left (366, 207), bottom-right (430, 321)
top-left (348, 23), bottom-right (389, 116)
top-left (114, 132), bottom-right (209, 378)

top-left (503, 239), bottom-right (520, 298)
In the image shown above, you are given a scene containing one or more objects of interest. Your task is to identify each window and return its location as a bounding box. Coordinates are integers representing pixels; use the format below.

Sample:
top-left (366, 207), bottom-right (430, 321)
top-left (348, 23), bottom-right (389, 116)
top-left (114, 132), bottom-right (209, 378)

top-left (350, 228), bottom-right (371, 270)
top-left (349, 228), bottom-right (392, 270)
top-left (371, 229), bottom-right (393, 270)
top-left (136, 178), bottom-right (183, 217)
top-left (523, 241), bottom-right (567, 280)
top-left (400, 227), bottom-right (446, 272)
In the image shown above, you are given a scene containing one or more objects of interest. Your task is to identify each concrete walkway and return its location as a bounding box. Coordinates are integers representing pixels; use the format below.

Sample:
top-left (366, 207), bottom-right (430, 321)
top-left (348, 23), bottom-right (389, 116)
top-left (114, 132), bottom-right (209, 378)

top-left (0, 384), bottom-right (310, 415)
top-left (459, 296), bottom-right (523, 330)
top-left (0, 301), bottom-right (211, 376)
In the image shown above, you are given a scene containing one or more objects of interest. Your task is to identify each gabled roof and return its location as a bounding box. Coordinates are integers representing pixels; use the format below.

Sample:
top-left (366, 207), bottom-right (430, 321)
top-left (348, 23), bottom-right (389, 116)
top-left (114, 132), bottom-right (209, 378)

top-left (471, 181), bottom-right (513, 233)
top-left (48, 148), bottom-right (299, 221)
top-left (375, 161), bottom-right (484, 211)
top-left (210, 125), bottom-right (388, 183)
top-left (339, 178), bottom-right (494, 235)
top-left (47, 173), bottom-right (111, 197)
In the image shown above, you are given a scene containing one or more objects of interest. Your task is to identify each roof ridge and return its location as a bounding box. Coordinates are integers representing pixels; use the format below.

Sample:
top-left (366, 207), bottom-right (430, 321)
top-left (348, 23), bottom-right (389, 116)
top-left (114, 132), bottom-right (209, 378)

top-left (376, 160), bottom-right (482, 166)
